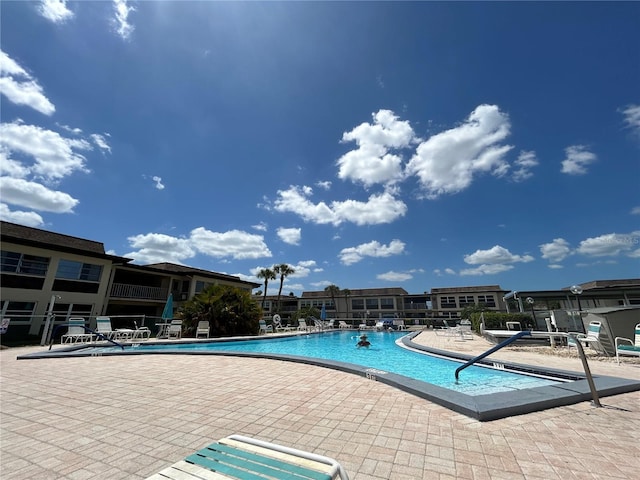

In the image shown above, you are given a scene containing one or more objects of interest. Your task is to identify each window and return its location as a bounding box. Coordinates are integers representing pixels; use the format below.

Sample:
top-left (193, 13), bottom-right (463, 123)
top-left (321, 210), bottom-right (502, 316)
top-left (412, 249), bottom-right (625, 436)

top-left (56, 260), bottom-right (102, 282)
top-left (380, 298), bottom-right (394, 310)
top-left (1, 251), bottom-right (50, 276)
top-left (440, 296), bottom-right (456, 308)
top-left (365, 298), bottom-right (378, 310)
top-left (351, 299), bottom-right (364, 310)
top-left (195, 281), bottom-right (214, 293)
top-left (458, 295), bottom-right (475, 307)
top-left (0, 301), bottom-right (36, 323)
top-left (477, 295), bottom-right (496, 307)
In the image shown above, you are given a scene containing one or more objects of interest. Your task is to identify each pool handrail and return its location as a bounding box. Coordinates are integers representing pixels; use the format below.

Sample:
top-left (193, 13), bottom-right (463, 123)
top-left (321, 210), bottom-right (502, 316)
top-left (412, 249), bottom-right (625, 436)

top-left (48, 323), bottom-right (125, 350)
top-left (455, 330), bottom-right (602, 408)
top-left (455, 330), bottom-right (530, 380)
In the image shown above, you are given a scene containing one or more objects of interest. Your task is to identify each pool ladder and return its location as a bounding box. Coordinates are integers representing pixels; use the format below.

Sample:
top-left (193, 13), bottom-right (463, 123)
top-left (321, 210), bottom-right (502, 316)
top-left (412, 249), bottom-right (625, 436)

top-left (454, 331), bottom-right (601, 407)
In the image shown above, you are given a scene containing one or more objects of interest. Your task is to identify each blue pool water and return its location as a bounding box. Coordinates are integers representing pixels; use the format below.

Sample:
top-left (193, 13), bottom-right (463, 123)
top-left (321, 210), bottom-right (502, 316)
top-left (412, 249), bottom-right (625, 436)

top-left (93, 330), bottom-right (561, 396)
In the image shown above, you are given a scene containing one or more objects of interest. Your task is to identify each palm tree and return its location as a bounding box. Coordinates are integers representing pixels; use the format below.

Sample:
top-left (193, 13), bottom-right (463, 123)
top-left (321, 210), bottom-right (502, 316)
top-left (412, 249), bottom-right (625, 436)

top-left (274, 263), bottom-right (295, 313)
top-left (342, 288), bottom-right (351, 319)
top-left (324, 284), bottom-right (340, 316)
top-left (256, 267), bottom-right (276, 310)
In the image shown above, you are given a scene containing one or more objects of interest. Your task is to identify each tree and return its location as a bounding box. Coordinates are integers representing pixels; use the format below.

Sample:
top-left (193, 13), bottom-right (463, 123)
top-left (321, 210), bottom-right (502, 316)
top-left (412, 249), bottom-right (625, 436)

top-left (342, 288), bottom-right (351, 319)
top-left (256, 267), bottom-right (276, 310)
top-left (324, 284), bottom-right (340, 316)
top-left (180, 284), bottom-right (262, 337)
top-left (273, 263), bottom-right (295, 314)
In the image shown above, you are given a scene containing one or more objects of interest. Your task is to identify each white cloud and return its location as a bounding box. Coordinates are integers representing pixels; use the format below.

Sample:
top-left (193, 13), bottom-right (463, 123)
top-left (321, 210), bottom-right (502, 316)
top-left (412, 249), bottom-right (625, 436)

top-left (512, 150), bottom-right (539, 182)
top-left (337, 109), bottom-right (415, 187)
top-left (316, 180), bottom-right (331, 190)
top-left (190, 227), bottom-right (272, 260)
top-left (339, 239), bottom-right (405, 265)
top-left (90, 133), bottom-right (111, 153)
top-left (0, 177), bottom-right (79, 212)
top-left (377, 270), bottom-right (412, 281)
top-left (126, 233), bottom-right (196, 264)
top-left (576, 231), bottom-right (640, 257)
top-left (152, 176), bottom-right (165, 190)
top-left (0, 203), bottom-right (44, 227)
top-left (540, 238), bottom-right (572, 263)
top-left (38, 0), bottom-right (74, 23)
top-left (252, 222), bottom-right (268, 231)
top-left (113, 0), bottom-right (135, 40)
top-left (464, 245), bottom-right (534, 265)
top-left (561, 145), bottom-right (597, 175)
top-left (621, 104), bottom-right (640, 135)
top-left (631, 206), bottom-right (640, 215)
top-left (277, 227), bottom-right (301, 245)
top-left (460, 264), bottom-right (514, 276)
top-left (548, 264), bottom-right (564, 269)
top-left (406, 104), bottom-right (512, 198)
top-left (0, 122), bottom-right (91, 181)
top-left (273, 185), bottom-right (407, 226)
top-left (124, 227), bottom-right (273, 265)
top-left (288, 260), bottom-right (317, 278)
top-left (0, 50), bottom-right (55, 115)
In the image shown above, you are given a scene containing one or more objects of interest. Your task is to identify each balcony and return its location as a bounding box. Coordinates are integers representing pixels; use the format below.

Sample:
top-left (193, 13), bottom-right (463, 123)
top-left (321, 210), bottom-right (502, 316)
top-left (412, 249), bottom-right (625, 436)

top-left (110, 283), bottom-right (168, 301)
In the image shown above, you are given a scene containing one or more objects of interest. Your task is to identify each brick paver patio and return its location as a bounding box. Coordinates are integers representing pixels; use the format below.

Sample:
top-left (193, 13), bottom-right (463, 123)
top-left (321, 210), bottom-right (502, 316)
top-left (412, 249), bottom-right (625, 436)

top-left (1, 330), bottom-right (639, 479)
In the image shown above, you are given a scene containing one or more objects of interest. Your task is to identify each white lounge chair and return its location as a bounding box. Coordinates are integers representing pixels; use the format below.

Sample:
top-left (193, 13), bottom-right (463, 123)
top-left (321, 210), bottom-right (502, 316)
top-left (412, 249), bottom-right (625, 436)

top-left (615, 323), bottom-right (640, 365)
top-left (258, 319), bottom-right (273, 335)
top-left (393, 319), bottom-right (407, 331)
top-left (168, 319), bottom-right (182, 339)
top-left (297, 318), bottom-right (310, 332)
top-left (273, 315), bottom-right (293, 332)
top-left (61, 318), bottom-right (93, 344)
top-left (95, 316), bottom-right (116, 340)
top-left (145, 434), bottom-right (349, 480)
top-left (195, 320), bottom-right (209, 339)
top-left (339, 321), bottom-right (350, 329)
top-left (570, 320), bottom-right (606, 354)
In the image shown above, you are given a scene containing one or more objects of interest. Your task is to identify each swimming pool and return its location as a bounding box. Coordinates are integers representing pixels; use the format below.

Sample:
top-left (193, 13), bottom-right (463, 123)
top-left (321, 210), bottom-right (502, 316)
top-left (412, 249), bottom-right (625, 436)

top-left (90, 330), bottom-right (560, 395)
top-left (18, 330), bottom-right (640, 421)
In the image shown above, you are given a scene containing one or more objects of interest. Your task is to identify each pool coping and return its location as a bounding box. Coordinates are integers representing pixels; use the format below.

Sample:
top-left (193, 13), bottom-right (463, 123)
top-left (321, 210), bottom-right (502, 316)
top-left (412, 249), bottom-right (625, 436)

top-left (17, 331), bottom-right (640, 421)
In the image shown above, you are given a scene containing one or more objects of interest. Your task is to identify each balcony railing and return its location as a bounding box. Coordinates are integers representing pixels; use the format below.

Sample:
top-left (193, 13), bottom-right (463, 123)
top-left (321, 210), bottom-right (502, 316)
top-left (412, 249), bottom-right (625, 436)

top-left (110, 283), bottom-right (168, 301)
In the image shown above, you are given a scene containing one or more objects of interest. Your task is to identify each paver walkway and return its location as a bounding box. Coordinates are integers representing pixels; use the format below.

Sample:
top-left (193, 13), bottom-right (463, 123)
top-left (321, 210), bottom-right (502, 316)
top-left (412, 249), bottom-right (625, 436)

top-left (1, 330), bottom-right (639, 479)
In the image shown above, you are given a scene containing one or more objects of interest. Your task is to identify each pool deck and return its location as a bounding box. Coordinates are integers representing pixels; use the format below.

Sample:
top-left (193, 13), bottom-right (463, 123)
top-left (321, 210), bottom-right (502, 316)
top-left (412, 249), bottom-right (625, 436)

top-left (2, 329), bottom-right (639, 479)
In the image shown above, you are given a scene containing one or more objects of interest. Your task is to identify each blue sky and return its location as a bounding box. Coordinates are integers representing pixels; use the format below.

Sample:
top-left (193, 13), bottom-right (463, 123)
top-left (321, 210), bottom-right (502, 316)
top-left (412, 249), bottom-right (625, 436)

top-left (1, 1), bottom-right (639, 296)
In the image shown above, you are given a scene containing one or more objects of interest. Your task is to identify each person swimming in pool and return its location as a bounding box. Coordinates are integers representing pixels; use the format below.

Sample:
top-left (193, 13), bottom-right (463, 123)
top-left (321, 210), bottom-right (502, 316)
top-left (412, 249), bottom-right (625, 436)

top-left (356, 334), bottom-right (371, 348)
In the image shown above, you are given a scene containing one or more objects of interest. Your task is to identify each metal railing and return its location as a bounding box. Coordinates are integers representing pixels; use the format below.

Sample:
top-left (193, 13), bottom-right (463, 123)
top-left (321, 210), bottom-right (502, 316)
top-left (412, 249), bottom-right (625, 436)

top-left (109, 283), bottom-right (168, 300)
top-left (455, 331), bottom-right (601, 407)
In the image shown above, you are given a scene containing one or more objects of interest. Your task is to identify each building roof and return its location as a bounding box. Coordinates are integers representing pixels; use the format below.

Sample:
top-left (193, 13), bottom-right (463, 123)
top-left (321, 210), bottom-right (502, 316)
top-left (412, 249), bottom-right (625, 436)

top-left (301, 287), bottom-right (409, 298)
top-left (564, 279), bottom-right (640, 291)
top-left (1, 221), bottom-right (131, 262)
top-left (430, 285), bottom-right (507, 294)
top-left (145, 262), bottom-right (260, 288)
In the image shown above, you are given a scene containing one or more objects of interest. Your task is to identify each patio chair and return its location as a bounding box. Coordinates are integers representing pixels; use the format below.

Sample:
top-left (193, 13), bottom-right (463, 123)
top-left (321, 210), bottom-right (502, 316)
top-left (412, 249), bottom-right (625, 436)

top-left (615, 323), bottom-right (640, 365)
top-left (570, 320), bottom-right (606, 355)
top-left (259, 319), bottom-right (273, 335)
top-left (167, 319), bottom-right (182, 339)
top-left (145, 434), bottom-right (349, 480)
top-left (61, 318), bottom-right (94, 344)
top-left (273, 315), bottom-right (294, 332)
top-left (297, 318), bottom-right (309, 332)
top-left (339, 321), bottom-right (350, 329)
top-left (195, 320), bottom-right (210, 338)
top-left (95, 316), bottom-right (116, 340)
top-left (393, 319), bottom-right (407, 331)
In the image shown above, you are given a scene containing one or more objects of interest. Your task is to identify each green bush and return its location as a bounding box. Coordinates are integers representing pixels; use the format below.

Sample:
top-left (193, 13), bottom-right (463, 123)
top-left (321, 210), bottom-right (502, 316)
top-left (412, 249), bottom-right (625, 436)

top-left (469, 311), bottom-right (534, 332)
top-left (180, 284), bottom-right (262, 337)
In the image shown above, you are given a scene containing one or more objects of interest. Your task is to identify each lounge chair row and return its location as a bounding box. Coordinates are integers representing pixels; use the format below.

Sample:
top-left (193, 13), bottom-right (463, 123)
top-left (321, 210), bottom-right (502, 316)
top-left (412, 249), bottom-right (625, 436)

top-left (61, 316), bottom-right (153, 344)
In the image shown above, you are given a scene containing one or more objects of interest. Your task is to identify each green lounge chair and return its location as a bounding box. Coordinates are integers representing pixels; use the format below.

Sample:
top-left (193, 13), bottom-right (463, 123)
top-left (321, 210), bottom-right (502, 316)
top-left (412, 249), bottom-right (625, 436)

top-left (145, 434), bottom-right (349, 479)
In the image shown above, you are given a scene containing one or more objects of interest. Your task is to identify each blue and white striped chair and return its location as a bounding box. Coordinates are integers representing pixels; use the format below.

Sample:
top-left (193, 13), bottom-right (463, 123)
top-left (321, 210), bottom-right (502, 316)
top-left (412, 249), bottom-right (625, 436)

top-left (615, 323), bottom-right (640, 365)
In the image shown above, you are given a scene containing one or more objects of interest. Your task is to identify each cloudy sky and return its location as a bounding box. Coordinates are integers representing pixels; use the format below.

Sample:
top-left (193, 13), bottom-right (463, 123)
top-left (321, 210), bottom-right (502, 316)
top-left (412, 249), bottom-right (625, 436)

top-left (1, 1), bottom-right (638, 295)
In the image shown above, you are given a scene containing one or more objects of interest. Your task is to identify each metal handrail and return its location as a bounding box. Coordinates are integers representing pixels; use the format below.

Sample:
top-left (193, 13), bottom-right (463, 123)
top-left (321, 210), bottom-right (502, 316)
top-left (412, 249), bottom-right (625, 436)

top-left (48, 323), bottom-right (124, 351)
top-left (455, 330), bottom-right (530, 380)
top-left (455, 330), bottom-right (601, 407)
